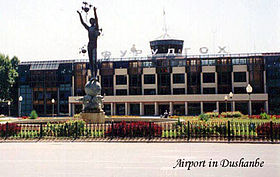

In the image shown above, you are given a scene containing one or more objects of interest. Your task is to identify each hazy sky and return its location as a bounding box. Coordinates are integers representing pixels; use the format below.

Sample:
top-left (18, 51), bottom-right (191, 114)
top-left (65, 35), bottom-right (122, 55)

top-left (1, 0), bottom-right (280, 61)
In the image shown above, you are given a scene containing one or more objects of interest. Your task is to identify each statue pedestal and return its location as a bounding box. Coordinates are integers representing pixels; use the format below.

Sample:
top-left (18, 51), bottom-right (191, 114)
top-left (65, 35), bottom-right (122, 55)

top-left (80, 111), bottom-right (105, 124)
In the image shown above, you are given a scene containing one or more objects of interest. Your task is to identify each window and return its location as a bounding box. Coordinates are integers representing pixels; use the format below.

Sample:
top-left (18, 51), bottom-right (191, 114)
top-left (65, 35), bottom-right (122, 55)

top-left (232, 58), bottom-right (247, 65)
top-left (130, 104), bottom-right (140, 115)
top-left (116, 89), bottom-right (127, 95)
top-left (144, 74), bottom-right (155, 84)
top-left (129, 88), bottom-right (142, 95)
top-left (114, 61), bottom-right (128, 68)
top-left (171, 60), bottom-right (186, 67)
top-left (144, 89), bottom-right (156, 95)
top-left (142, 61), bottom-right (154, 68)
top-left (129, 75), bottom-right (141, 87)
top-left (103, 104), bottom-right (111, 115)
top-left (218, 72), bottom-right (231, 84)
top-left (116, 75), bottom-right (127, 85)
top-left (101, 75), bottom-right (113, 87)
top-left (203, 73), bottom-right (215, 83)
top-left (173, 104), bottom-right (185, 115)
top-left (158, 74), bottom-right (170, 86)
top-left (101, 62), bottom-right (113, 69)
top-left (234, 87), bottom-right (246, 94)
top-left (234, 72), bottom-right (246, 82)
top-left (173, 88), bottom-right (185, 95)
top-left (201, 59), bottom-right (215, 66)
top-left (203, 88), bottom-right (216, 94)
top-left (173, 74), bottom-right (185, 84)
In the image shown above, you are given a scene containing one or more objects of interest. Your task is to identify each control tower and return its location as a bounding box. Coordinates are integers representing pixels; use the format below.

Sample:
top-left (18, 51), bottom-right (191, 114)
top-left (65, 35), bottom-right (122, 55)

top-left (149, 10), bottom-right (184, 55)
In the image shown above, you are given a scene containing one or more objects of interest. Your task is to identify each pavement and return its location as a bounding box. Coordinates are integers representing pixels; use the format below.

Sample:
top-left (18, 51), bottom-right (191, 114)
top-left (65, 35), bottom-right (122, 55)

top-left (0, 142), bottom-right (279, 177)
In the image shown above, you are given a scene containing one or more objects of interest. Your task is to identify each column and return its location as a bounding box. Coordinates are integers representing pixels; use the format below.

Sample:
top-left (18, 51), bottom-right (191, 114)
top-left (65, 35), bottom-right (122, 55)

top-left (110, 103), bottom-right (114, 115)
top-left (18, 87), bottom-right (20, 117)
top-left (216, 101), bottom-right (219, 113)
top-left (215, 72), bottom-right (218, 94)
top-left (154, 102), bottom-right (159, 116)
top-left (169, 102), bottom-right (173, 115)
top-left (127, 75), bottom-right (129, 95)
top-left (68, 103), bottom-right (72, 116)
top-left (71, 76), bottom-right (75, 96)
top-left (170, 73), bottom-right (173, 95)
top-left (127, 103), bottom-right (130, 115)
top-left (246, 71), bottom-right (249, 85)
top-left (264, 71), bottom-right (267, 93)
top-left (140, 102), bottom-right (144, 116)
top-left (200, 102), bottom-right (203, 114)
top-left (185, 73), bottom-right (188, 94)
top-left (44, 86), bottom-right (46, 115)
top-left (232, 101), bottom-right (235, 111)
top-left (141, 74), bottom-right (144, 95)
top-left (231, 72), bottom-right (234, 92)
top-left (57, 88), bottom-right (60, 115)
top-left (125, 102), bottom-right (128, 115)
top-left (113, 75), bottom-right (116, 95)
top-left (200, 73), bottom-right (203, 94)
top-left (185, 102), bottom-right (188, 116)
top-left (113, 103), bottom-right (116, 115)
top-left (155, 73), bottom-right (158, 95)
top-left (249, 99), bottom-right (252, 116)
top-left (265, 101), bottom-right (269, 113)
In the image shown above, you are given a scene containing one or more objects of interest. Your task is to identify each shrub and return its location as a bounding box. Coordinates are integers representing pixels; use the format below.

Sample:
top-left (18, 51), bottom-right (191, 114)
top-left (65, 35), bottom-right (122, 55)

top-left (205, 112), bottom-right (219, 118)
top-left (173, 118), bottom-right (188, 136)
top-left (44, 120), bottom-right (86, 137)
top-left (260, 113), bottom-right (270, 120)
top-left (221, 111), bottom-right (243, 118)
top-left (199, 114), bottom-right (209, 122)
top-left (29, 110), bottom-right (38, 119)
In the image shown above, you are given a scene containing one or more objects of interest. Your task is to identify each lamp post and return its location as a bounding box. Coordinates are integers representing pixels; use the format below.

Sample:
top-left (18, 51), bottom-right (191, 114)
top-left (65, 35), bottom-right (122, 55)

top-left (7, 101), bottom-right (11, 117)
top-left (246, 84), bottom-right (253, 116)
top-left (229, 92), bottom-right (233, 112)
top-left (224, 95), bottom-right (228, 113)
top-left (51, 99), bottom-right (55, 117)
top-left (19, 96), bottom-right (23, 117)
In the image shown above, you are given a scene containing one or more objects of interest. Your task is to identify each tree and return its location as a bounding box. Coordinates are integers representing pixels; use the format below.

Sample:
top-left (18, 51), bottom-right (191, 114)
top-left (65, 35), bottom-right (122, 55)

top-left (0, 54), bottom-right (19, 114)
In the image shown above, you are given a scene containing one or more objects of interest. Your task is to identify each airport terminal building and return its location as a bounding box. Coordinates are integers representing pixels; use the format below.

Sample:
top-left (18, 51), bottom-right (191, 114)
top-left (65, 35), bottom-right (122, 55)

top-left (18, 39), bottom-right (280, 116)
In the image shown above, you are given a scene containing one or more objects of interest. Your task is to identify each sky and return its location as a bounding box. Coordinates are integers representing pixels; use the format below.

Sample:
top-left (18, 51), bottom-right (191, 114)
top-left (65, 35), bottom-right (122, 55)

top-left (0, 0), bottom-right (280, 61)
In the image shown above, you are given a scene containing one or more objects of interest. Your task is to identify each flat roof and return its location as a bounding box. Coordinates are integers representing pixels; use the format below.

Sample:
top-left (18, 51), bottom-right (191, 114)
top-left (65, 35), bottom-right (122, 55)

top-left (19, 52), bottom-right (280, 65)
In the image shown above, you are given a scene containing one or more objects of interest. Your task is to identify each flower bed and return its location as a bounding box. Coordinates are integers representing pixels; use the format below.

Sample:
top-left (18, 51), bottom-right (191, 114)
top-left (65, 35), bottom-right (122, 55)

top-left (106, 121), bottom-right (162, 137)
top-left (0, 123), bottom-right (21, 137)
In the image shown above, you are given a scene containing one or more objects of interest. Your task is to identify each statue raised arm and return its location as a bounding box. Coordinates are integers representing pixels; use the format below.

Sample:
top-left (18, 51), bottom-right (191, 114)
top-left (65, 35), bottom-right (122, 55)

top-left (77, 11), bottom-right (89, 30)
top-left (77, 7), bottom-right (100, 79)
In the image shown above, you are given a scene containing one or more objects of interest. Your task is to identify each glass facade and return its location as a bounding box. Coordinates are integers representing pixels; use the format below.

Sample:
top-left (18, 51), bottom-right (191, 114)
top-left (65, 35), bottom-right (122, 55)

top-left (265, 56), bottom-right (280, 114)
top-left (18, 53), bottom-right (280, 116)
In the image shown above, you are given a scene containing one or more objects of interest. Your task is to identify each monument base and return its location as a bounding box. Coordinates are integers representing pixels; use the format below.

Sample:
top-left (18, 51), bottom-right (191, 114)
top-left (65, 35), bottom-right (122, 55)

top-left (80, 111), bottom-right (105, 124)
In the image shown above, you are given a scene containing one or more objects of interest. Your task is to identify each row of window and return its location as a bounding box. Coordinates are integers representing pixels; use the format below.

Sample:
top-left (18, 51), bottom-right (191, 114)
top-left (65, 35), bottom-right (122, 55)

top-left (114, 72), bottom-right (247, 85)
top-left (101, 57), bottom-right (264, 69)
top-left (114, 86), bottom-right (248, 96)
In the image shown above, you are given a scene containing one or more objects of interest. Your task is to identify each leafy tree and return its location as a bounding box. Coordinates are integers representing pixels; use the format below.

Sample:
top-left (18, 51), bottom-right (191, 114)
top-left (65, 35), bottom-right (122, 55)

top-left (0, 54), bottom-right (19, 115)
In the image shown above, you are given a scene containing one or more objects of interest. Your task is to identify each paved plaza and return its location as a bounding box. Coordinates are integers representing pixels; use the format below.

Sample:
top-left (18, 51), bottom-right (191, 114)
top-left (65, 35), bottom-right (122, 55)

top-left (0, 143), bottom-right (279, 177)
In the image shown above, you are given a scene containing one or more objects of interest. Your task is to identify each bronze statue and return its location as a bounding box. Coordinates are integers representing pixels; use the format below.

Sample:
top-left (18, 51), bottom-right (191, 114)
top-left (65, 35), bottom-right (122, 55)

top-left (77, 7), bottom-right (101, 79)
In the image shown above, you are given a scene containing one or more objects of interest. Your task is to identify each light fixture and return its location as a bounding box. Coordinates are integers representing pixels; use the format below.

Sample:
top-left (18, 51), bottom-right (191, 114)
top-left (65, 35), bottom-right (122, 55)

top-left (246, 84), bottom-right (253, 94)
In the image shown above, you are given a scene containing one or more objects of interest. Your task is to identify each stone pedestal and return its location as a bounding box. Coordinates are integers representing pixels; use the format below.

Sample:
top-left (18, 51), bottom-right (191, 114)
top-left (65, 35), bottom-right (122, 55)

top-left (80, 111), bottom-right (105, 124)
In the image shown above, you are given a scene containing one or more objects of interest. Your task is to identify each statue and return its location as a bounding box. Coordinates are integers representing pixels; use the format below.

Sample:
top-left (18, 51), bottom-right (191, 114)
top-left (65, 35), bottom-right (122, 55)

top-left (82, 79), bottom-right (103, 113)
top-left (77, 6), bottom-right (101, 79)
top-left (77, 5), bottom-right (104, 115)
